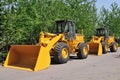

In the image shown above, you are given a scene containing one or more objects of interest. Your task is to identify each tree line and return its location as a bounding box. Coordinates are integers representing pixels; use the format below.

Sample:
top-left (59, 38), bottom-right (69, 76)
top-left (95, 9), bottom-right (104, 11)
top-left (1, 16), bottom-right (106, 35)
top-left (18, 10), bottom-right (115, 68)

top-left (0, 0), bottom-right (120, 54)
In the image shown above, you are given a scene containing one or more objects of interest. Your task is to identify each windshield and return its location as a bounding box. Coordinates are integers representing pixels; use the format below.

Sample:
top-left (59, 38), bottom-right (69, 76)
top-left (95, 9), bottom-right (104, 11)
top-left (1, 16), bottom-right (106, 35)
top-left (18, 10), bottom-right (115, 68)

top-left (96, 29), bottom-right (105, 36)
top-left (54, 22), bottom-right (66, 33)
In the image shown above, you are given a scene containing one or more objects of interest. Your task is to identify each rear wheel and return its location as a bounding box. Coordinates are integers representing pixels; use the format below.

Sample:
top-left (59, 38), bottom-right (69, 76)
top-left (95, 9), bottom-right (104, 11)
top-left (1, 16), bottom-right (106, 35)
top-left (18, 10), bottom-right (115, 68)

top-left (110, 42), bottom-right (118, 52)
top-left (77, 43), bottom-right (88, 59)
top-left (102, 42), bottom-right (108, 54)
top-left (53, 42), bottom-right (70, 64)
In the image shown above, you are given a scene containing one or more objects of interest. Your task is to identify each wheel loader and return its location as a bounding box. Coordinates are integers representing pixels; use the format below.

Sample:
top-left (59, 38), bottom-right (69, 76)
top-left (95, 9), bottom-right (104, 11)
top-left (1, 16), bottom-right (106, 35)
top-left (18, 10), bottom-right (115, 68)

top-left (4, 20), bottom-right (88, 71)
top-left (88, 27), bottom-right (118, 56)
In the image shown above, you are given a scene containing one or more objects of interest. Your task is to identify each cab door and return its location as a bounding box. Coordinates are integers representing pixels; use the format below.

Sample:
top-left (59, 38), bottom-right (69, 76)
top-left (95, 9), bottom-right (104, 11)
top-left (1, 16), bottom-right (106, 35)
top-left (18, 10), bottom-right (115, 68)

top-left (64, 22), bottom-right (76, 40)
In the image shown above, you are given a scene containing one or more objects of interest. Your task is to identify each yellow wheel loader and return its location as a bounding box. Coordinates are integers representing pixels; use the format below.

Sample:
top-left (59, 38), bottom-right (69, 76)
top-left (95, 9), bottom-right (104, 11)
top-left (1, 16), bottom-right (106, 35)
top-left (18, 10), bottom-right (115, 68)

top-left (88, 27), bottom-right (118, 56)
top-left (4, 20), bottom-right (88, 71)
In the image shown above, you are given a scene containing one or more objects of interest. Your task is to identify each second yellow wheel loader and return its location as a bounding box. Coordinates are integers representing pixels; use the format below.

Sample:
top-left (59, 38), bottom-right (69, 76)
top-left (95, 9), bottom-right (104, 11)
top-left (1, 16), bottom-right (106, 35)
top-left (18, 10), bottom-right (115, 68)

top-left (88, 27), bottom-right (118, 56)
top-left (4, 20), bottom-right (88, 71)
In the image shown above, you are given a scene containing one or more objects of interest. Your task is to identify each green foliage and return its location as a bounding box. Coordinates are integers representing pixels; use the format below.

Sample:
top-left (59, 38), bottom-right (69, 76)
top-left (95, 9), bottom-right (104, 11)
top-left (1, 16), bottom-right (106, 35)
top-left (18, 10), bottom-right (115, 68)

top-left (1, 0), bottom-right (120, 60)
top-left (0, 52), bottom-right (7, 58)
top-left (98, 2), bottom-right (120, 37)
top-left (1, 0), bottom-right (97, 48)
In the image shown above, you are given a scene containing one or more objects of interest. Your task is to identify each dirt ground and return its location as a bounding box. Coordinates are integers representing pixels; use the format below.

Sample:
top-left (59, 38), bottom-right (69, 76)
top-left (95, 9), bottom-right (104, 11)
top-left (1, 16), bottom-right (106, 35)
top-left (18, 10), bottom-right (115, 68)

top-left (0, 48), bottom-right (120, 80)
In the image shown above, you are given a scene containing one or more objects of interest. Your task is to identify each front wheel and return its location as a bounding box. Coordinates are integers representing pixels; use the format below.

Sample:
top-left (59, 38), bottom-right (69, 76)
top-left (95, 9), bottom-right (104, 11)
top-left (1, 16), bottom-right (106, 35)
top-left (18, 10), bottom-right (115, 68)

top-left (102, 42), bottom-right (108, 54)
top-left (53, 42), bottom-right (70, 64)
top-left (77, 43), bottom-right (88, 59)
top-left (110, 42), bottom-right (118, 52)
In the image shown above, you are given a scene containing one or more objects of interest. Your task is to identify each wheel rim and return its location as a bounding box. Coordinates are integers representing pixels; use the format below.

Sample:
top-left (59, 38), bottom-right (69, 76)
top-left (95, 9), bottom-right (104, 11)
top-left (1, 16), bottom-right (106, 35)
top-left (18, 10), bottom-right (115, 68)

top-left (105, 46), bottom-right (108, 51)
top-left (62, 48), bottom-right (68, 59)
top-left (83, 47), bottom-right (88, 55)
top-left (114, 44), bottom-right (118, 50)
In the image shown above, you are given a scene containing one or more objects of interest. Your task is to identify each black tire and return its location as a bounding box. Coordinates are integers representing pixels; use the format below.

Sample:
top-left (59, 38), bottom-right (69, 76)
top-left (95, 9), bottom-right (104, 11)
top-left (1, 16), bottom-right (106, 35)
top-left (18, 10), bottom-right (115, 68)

top-left (77, 43), bottom-right (88, 59)
top-left (110, 42), bottom-right (118, 52)
top-left (102, 42), bottom-right (108, 54)
top-left (53, 42), bottom-right (70, 64)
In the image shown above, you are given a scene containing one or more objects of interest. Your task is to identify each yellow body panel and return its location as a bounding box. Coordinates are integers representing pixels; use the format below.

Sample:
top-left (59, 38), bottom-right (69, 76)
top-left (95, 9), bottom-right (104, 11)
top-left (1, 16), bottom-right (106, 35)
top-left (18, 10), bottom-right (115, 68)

top-left (106, 36), bottom-right (115, 47)
top-left (67, 34), bottom-right (84, 53)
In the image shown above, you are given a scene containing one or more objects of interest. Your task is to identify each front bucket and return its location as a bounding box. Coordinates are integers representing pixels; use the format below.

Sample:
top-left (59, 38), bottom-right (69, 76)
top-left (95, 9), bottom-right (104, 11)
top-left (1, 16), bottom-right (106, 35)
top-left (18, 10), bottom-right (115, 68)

top-left (4, 45), bottom-right (50, 71)
top-left (88, 42), bottom-right (102, 56)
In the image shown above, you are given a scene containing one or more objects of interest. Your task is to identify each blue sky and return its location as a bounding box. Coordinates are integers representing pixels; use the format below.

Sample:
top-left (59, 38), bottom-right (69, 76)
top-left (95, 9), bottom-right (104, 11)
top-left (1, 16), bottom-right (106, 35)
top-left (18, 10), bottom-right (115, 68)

top-left (96, 0), bottom-right (120, 12)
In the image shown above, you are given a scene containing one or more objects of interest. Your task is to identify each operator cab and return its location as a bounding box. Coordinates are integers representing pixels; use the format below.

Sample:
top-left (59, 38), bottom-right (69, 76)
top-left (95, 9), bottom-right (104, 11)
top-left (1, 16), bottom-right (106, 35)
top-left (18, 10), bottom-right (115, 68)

top-left (95, 27), bottom-right (109, 40)
top-left (55, 20), bottom-right (76, 40)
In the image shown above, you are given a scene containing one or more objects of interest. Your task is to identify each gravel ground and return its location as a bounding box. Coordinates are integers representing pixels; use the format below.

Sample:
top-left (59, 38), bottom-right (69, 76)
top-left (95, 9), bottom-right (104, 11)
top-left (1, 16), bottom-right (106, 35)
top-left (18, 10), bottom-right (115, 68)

top-left (0, 48), bottom-right (120, 80)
